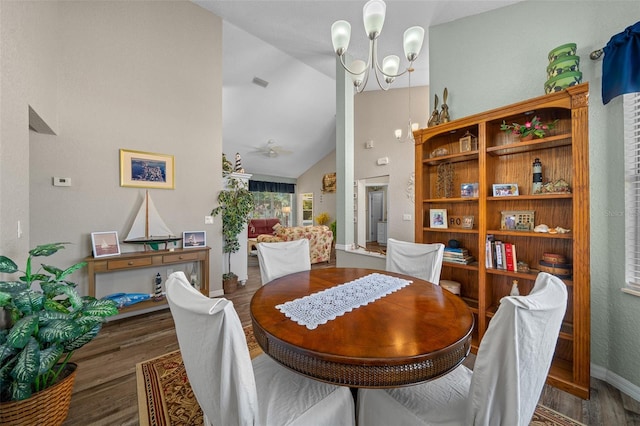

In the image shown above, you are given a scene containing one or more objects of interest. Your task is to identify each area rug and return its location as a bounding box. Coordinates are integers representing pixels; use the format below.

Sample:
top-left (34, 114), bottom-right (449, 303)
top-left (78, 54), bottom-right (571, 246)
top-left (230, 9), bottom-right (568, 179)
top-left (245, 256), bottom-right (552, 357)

top-left (136, 324), bottom-right (262, 426)
top-left (136, 325), bottom-right (584, 426)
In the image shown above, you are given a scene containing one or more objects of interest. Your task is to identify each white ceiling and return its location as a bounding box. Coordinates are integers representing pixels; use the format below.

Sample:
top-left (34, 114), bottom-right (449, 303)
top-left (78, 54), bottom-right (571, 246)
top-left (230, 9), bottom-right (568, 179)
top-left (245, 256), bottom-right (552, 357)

top-left (194, 0), bottom-right (522, 179)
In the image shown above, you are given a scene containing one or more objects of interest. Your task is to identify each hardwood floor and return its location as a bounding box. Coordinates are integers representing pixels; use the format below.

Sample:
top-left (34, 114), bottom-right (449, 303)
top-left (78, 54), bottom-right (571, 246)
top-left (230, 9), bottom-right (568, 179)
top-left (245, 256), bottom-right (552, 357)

top-left (64, 255), bottom-right (640, 425)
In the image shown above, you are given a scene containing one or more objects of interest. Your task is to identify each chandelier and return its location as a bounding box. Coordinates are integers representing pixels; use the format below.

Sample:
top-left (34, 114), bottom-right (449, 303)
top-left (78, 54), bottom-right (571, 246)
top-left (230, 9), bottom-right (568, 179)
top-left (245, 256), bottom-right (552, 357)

top-left (331, 0), bottom-right (424, 92)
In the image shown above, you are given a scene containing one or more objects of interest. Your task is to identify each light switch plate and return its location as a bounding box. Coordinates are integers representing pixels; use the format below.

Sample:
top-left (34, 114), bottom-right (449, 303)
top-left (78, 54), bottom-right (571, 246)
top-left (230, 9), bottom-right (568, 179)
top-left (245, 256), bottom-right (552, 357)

top-left (204, 215), bottom-right (214, 224)
top-left (403, 213), bottom-right (412, 221)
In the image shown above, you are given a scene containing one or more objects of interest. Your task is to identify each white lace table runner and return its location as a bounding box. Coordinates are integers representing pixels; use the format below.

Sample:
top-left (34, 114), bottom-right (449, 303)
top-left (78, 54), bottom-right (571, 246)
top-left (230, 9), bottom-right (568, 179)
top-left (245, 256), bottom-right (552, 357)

top-left (276, 273), bottom-right (412, 329)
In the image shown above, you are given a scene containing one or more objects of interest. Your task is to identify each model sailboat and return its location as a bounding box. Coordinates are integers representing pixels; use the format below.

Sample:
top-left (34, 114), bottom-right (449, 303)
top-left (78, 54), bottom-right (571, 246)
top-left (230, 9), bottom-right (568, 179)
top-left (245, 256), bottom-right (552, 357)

top-left (124, 191), bottom-right (182, 250)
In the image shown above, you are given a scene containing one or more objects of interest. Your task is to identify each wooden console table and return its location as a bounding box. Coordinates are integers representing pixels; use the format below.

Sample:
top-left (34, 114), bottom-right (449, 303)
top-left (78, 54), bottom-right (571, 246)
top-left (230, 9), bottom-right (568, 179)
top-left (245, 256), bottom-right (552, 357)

top-left (85, 247), bottom-right (210, 316)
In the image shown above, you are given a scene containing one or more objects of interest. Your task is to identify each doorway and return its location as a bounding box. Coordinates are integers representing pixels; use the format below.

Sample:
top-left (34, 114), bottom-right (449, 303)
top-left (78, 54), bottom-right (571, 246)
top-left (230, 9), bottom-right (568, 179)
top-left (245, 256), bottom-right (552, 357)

top-left (368, 190), bottom-right (384, 242)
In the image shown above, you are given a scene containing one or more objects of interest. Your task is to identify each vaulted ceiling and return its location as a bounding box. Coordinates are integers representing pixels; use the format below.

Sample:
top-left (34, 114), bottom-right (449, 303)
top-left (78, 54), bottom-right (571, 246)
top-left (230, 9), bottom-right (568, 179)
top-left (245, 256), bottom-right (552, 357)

top-left (194, 1), bottom-right (523, 178)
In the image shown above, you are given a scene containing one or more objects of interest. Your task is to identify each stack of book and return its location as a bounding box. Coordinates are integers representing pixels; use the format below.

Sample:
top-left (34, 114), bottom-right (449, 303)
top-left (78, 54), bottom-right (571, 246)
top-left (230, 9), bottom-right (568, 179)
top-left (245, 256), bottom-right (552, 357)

top-left (443, 247), bottom-right (475, 265)
top-left (485, 235), bottom-right (518, 271)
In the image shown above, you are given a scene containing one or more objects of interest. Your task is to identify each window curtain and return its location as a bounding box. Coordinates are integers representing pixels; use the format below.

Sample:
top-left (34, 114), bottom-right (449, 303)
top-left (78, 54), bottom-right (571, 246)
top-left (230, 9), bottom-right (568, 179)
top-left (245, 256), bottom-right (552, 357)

top-left (249, 180), bottom-right (295, 194)
top-left (602, 21), bottom-right (640, 104)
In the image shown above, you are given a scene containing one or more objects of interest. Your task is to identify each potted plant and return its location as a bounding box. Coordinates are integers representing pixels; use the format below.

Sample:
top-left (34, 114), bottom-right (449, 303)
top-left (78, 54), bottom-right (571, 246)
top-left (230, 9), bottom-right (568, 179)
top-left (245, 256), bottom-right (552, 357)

top-left (211, 172), bottom-right (255, 294)
top-left (500, 116), bottom-right (558, 140)
top-left (0, 242), bottom-right (118, 424)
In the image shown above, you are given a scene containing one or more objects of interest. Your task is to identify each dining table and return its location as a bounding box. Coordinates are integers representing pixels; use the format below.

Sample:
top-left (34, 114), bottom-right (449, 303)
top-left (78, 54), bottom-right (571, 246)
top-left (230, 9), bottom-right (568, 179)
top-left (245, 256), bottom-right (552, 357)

top-left (249, 267), bottom-right (474, 388)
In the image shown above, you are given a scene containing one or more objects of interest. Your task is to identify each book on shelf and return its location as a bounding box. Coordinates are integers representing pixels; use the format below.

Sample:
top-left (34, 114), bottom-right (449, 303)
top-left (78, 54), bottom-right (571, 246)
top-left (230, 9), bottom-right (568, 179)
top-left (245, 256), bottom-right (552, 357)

top-left (505, 243), bottom-right (515, 271)
top-left (485, 235), bottom-right (495, 268)
top-left (494, 241), bottom-right (504, 269)
top-left (443, 247), bottom-right (475, 265)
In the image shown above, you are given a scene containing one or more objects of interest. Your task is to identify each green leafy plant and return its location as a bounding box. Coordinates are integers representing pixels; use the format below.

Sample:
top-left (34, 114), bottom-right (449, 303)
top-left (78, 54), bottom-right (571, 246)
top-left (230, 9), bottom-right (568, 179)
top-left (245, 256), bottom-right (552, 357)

top-left (211, 175), bottom-right (255, 280)
top-left (500, 116), bottom-right (558, 139)
top-left (0, 243), bottom-right (118, 402)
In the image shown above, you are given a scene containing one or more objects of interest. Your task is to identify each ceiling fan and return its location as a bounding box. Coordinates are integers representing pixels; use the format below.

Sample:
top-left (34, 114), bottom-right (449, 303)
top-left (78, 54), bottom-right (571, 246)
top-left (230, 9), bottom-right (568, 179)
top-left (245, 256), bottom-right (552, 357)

top-left (251, 139), bottom-right (292, 158)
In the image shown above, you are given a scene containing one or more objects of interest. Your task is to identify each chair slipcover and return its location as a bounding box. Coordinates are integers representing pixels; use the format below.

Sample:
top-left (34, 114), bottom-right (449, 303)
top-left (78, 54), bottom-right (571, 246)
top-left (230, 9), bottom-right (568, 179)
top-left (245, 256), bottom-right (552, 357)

top-left (257, 238), bottom-right (311, 285)
top-left (357, 272), bottom-right (567, 426)
top-left (166, 272), bottom-right (355, 426)
top-left (385, 238), bottom-right (445, 284)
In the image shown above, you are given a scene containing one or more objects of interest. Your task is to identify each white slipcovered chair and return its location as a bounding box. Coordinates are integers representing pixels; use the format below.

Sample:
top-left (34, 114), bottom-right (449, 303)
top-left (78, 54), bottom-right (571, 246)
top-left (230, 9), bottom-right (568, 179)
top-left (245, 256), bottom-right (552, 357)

top-left (256, 238), bottom-right (311, 285)
top-left (385, 238), bottom-right (445, 284)
top-left (166, 271), bottom-right (355, 426)
top-left (357, 272), bottom-right (567, 426)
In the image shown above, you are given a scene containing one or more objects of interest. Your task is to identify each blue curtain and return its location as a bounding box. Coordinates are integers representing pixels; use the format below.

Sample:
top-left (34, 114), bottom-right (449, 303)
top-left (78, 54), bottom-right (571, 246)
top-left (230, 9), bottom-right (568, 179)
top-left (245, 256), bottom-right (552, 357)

top-left (249, 180), bottom-right (295, 194)
top-left (602, 21), bottom-right (640, 104)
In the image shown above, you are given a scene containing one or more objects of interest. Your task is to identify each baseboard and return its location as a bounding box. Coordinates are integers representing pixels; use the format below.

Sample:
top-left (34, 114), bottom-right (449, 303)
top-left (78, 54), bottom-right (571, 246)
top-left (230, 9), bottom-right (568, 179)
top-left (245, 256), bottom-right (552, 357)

top-left (592, 363), bottom-right (640, 402)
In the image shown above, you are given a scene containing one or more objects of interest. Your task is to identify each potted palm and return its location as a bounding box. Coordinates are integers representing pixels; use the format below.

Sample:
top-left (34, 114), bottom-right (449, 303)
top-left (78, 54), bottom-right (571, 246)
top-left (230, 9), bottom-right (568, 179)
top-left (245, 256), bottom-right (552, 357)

top-left (0, 242), bottom-right (118, 424)
top-left (211, 172), bottom-right (255, 294)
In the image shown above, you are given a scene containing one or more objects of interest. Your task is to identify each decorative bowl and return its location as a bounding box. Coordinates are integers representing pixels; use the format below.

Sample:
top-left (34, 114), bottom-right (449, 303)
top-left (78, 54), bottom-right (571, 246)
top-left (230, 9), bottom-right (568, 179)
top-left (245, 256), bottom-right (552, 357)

top-left (544, 71), bottom-right (583, 94)
top-left (548, 43), bottom-right (577, 62)
top-left (538, 260), bottom-right (572, 278)
top-left (547, 55), bottom-right (580, 79)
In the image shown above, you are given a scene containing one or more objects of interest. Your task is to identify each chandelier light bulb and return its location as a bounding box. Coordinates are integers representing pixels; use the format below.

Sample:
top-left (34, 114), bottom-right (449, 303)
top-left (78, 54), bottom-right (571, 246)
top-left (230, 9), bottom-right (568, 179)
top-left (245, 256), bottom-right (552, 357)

top-left (331, 20), bottom-right (351, 56)
top-left (403, 26), bottom-right (425, 62)
top-left (394, 129), bottom-right (402, 139)
top-left (363, 0), bottom-right (386, 39)
top-left (382, 55), bottom-right (400, 83)
top-left (350, 60), bottom-right (368, 88)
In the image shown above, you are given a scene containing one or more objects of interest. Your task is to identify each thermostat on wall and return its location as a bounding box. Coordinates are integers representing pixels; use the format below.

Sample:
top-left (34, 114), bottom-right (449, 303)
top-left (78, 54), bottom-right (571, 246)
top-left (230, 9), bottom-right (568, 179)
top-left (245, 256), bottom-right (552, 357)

top-left (377, 157), bottom-right (389, 165)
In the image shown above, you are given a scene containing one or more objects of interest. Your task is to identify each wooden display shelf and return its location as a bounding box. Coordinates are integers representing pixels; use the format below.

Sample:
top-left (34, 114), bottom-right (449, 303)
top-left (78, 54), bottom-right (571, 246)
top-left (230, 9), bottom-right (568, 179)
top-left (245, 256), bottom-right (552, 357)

top-left (414, 83), bottom-right (590, 398)
top-left (85, 247), bottom-right (210, 317)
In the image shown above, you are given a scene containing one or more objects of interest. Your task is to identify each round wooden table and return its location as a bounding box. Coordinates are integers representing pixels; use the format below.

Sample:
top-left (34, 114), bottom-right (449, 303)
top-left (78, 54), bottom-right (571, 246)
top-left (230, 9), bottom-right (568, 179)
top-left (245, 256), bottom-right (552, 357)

top-left (250, 267), bottom-right (474, 388)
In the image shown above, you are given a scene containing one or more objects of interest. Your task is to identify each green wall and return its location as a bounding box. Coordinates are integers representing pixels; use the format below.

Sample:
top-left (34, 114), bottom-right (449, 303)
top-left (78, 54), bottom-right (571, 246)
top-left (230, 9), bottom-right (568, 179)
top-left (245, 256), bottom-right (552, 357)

top-left (429, 1), bottom-right (640, 396)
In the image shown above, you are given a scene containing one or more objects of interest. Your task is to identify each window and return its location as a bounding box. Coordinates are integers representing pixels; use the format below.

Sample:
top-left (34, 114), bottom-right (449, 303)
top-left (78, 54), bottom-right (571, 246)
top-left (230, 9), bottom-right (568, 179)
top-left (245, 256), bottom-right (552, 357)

top-left (624, 92), bottom-right (640, 295)
top-left (251, 192), bottom-right (293, 224)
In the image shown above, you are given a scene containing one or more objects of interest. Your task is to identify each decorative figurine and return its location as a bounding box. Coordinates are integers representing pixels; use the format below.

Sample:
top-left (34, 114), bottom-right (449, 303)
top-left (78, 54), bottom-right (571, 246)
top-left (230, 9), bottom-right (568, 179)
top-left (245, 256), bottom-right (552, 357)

top-left (428, 94), bottom-right (440, 127)
top-left (440, 87), bottom-right (450, 123)
top-left (510, 280), bottom-right (520, 296)
top-left (153, 273), bottom-right (164, 301)
top-left (532, 158), bottom-right (543, 194)
top-left (234, 152), bottom-right (244, 174)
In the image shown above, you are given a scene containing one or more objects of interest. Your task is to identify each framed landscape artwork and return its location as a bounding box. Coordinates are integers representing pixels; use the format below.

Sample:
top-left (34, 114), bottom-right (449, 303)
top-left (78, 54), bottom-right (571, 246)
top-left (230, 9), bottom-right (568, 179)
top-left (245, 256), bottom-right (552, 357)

top-left (120, 149), bottom-right (175, 189)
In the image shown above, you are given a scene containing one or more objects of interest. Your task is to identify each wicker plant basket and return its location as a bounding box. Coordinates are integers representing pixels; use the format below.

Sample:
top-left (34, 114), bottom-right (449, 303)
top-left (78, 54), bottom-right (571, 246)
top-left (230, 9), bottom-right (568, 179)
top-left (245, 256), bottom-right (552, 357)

top-left (0, 363), bottom-right (77, 426)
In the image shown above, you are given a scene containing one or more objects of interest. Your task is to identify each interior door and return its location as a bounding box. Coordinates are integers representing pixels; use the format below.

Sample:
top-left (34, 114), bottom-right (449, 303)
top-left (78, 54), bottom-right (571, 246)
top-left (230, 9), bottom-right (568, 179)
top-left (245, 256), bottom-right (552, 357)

top-left (368, 191), bottom-right (384, 242)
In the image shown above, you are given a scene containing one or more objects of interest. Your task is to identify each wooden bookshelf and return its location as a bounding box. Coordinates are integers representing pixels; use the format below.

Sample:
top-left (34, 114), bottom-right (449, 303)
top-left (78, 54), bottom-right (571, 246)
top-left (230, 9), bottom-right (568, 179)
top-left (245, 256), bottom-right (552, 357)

top-left (414, 83), bottom-right (590, 399)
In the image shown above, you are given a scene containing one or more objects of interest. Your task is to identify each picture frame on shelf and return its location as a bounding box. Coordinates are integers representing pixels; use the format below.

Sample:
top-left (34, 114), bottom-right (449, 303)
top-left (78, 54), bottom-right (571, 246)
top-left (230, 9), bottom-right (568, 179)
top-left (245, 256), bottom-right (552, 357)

top-left (183, 231), bottom-right (206, 248)
top-left (429, 209), bottom-right (448, 229)
top-left (461, 182), bottom-right (479, 198)
top-left (500, 210), bottom-right (535, 231)
top-left (492, 183), bottom-right (519, 197)
top-left (462, 215), bottom-right (475, 229)
top-left (120, 149), bottom-right (175, 189)
top-left (91, 231), bottom-right (121, 258)
top-left (459, 132), bottom-right (478, 152)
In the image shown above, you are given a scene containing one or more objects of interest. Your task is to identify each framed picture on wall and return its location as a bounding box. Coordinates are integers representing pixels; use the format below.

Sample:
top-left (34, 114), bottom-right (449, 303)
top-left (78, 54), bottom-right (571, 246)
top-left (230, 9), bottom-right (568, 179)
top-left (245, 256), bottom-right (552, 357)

top-left (120, 149), bottom-right (175, 189)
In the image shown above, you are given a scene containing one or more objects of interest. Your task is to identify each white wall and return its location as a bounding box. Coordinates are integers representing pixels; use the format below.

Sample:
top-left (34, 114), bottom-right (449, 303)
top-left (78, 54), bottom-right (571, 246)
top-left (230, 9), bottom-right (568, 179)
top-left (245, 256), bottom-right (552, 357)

top-left (2, 1), bottom-right (224, 295)
top-left (354, 86), bottom-right (429, 243)
top-left (296, 151), bottom-right (337, 226)
top-left (0, 0), bottom-right (60, 266)
top-left (429, 0), bottom-right (640, 394)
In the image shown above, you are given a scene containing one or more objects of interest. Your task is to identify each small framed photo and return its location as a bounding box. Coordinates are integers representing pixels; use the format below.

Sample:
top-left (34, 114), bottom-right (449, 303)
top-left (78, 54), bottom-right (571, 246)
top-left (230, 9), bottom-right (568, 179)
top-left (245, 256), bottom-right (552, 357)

top-left (461, 183), bottom-right (479, 198)
top-left (462, 215), bottom-right (475, 229)
top-left (120, 149), bottom-right (175, 190)
top-left (501, 210), bottom-right (535, 231)
top-left (492, 183), bottom-right (519, 197)
top-left (91, 231), bottom-right (121, 258)
top-left (183, 231), bottom-right (206, 248)
top-left (459, 132), bottom-right (478, 152)
top-left (429, 209), bottom-right (448, 229)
